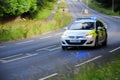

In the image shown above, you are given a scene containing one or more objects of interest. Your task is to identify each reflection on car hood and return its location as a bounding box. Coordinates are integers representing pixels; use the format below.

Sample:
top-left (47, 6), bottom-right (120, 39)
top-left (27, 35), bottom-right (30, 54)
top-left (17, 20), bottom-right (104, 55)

top-left (65, 30), bottom-right (92, 36)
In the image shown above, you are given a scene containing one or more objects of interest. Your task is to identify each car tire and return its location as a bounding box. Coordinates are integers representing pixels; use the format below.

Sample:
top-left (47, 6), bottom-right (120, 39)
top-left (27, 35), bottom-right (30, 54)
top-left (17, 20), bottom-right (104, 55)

top-left (95, 37), bottom-right (99, 48)
top-left (102, 35), bottom-right (107, 46)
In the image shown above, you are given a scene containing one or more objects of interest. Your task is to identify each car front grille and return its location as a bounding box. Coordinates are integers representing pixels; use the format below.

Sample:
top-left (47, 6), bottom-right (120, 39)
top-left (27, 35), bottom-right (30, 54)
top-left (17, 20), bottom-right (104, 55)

top-left (68, 36), bottom-right (84, 39)
top-left (66, 40), bottom-right (86, 45)
top-left (68, 36), bottom-right (75, 39)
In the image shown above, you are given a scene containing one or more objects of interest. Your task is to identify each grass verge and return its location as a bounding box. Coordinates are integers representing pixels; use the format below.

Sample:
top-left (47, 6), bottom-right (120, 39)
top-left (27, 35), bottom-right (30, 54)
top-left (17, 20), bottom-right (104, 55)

top-left (83, 0), bottom-right (120, 16)
top-left (51, 52), bottom-right (120, 80)
top-left (0, 1), bottom-right (72, 42)
top-left (74, 59), bottom-right (120, 80)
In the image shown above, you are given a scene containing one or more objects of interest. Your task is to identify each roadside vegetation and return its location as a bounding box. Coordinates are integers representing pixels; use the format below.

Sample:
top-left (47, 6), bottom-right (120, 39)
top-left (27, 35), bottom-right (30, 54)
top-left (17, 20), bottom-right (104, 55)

top-left (0, 0), bottom-right (72, 42)
top-left (73, 59), bottom-right (120, 80)
top-left (83, 0), bottom-right (120, 16)
top-left (50, 52), bottom-right (120, 80)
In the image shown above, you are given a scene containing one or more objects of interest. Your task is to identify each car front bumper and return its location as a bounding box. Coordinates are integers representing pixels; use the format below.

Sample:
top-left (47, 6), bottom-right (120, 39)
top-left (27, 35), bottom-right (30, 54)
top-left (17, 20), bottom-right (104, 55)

top-left (61, 37), bottom-right (96, 47)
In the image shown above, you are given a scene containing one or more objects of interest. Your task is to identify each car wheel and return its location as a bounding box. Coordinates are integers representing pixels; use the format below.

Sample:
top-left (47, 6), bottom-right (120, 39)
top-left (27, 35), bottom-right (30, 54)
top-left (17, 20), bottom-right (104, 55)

top-left (62, 46), bottom-right (67, 50)
top-left (102, 36), bottom-right (107, 46)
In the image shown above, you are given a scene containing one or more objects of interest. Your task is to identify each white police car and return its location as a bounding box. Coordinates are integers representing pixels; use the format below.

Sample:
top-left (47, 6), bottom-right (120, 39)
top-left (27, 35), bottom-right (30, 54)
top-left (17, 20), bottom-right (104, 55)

top-left (61, 17), bottom-right (107, 50)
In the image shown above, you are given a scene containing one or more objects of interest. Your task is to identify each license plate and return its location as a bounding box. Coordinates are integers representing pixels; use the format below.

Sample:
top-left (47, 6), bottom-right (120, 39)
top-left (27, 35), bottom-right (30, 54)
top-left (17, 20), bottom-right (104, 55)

top-left (70, 40), bottom-right (81, 43)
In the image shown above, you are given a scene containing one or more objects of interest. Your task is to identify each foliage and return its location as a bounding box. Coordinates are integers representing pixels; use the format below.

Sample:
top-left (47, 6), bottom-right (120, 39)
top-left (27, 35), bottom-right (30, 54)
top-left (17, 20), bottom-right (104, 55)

top-left (74, 57), bottom-right (120, 80)
top-left (37, 0), bottom-right (56, 9)
top-left (0, 0), bottom-right (56, 17)
top-left (0, 12), bottom-right (71, 42)
top-left (83, 0), bottom-right (120, 16)
top-left (0, 0), bottom-right (37, 16)
top-left (34, 2), bottom-right (54, 20)
top-left (95, 0), bottom-right (120, 13)
top-left (58, 2), bottom-right (67, 9)
top-left (0, 0), bottom-right (72, 42)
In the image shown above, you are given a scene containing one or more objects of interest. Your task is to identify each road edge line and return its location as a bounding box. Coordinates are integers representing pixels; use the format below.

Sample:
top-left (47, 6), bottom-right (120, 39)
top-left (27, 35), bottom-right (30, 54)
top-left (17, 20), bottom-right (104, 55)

top-left (75, 55), bottom-right (102, 67)
top-left (38, 73), bottom-right (58, 80)
top-left (109, 46), bottom-right (120, 53)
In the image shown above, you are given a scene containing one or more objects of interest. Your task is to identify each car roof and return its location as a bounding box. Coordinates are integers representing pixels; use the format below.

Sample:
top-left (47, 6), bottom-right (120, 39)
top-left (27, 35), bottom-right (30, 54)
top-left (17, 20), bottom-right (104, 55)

top-left (74, 17), bottom-right (97, 23)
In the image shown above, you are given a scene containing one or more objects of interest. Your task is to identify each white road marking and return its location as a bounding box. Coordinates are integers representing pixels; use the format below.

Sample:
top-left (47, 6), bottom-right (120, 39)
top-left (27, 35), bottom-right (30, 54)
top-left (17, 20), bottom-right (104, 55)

top-left (36, 48), bottom-right (49, 51)
top-left (36, 45), bottom-right (57, 51)
top-left (39, 73), bottom-right (58, 80)
top-left (0, 59), bottom-right (5, 62)
top-left (16, 40), bottom-right (34, 45)
top-left (1, 53), bottom-right (38, 63)
top-left (0, 46), bottom-right (6, 48)
top-left (109, 46), bottom-right (120, 53)
top-left (1, 54), bottom-right (23, 60)
top-left (75, 55), bottom-right (102, 67)
top-left (48, 47), bottom-right (61, 51)
top-left (112, 16), bottom-right (120, 19)
top-left (39, 36), bottom-right (51, 40)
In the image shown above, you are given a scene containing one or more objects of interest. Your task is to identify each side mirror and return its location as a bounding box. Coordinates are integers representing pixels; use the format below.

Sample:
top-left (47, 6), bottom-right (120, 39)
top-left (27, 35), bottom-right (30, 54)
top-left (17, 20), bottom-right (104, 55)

top-left (98, 26), bottom-right (102, 30)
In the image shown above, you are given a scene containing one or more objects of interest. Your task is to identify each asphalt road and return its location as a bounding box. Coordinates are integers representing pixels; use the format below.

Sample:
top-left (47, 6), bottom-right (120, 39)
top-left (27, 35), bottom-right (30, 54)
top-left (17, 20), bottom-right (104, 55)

top-left (0, 0), bottom-right (120, 80)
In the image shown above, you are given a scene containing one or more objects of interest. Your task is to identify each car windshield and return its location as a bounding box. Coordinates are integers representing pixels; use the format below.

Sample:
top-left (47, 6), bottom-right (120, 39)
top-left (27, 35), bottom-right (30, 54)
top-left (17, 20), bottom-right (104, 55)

top-left (68, 22), bottom-right (94, 30)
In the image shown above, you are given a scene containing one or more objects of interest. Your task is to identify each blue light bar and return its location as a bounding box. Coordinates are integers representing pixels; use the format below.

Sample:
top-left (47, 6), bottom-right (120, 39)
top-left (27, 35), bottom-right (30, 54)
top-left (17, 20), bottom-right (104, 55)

top-left (91, 16), bottom-right (97, 20)
top-left (76, 18), bottom-right (91, 21)
top-left (76, 16), bottom-right (97, 21)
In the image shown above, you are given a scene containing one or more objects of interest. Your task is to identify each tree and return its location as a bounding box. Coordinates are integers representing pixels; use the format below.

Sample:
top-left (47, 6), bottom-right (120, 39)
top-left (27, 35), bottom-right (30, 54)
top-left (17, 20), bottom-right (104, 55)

top-left (95, 0), bottom-right (120, 13)
top-left (37, 0), bottom-right (56, 9)
top-left (0, 0), bottom-right (37, 17)
top-left (0, 0), bottom-right (56, 17)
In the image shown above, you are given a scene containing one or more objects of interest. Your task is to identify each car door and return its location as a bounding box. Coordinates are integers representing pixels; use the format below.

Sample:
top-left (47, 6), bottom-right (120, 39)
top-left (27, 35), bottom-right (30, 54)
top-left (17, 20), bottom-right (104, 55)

top-left (96, 20), bottom-right (105, 43)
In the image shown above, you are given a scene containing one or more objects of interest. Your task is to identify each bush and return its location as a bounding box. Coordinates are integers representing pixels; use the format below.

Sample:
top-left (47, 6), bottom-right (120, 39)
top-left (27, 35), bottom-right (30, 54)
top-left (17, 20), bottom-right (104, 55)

top-left (0, 0), bottom-right (37, 17)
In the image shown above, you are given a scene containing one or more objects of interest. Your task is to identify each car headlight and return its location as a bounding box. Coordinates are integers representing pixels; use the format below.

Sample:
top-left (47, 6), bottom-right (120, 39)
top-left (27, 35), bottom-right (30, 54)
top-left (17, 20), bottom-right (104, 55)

top-left (85, 34), bottom-right (94, 38)
top-left (61, 31), bottom-right (68, 38)
top-left (61, 35), bottom-right (68, 38)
